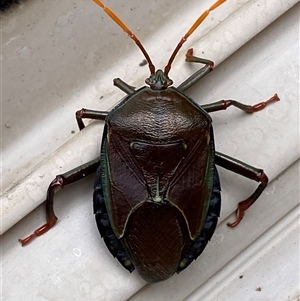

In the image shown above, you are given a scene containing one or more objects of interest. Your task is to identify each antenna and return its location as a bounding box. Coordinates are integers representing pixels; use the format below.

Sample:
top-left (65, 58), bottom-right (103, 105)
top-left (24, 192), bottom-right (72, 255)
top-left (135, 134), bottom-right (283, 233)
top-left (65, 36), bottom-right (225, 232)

top-left (93, 0), bottom-right (155, 74)
top-left (164, 0), bottom-right (226, 75)
top-left (93, 0), bottom-right (227, 76)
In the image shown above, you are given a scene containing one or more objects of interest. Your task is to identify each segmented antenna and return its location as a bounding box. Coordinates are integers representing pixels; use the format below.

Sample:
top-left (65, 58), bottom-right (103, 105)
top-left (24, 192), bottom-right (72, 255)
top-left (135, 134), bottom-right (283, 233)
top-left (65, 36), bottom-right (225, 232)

top-left (164, 0), bottom-right (226, 75)
top-left (93, 0), bottom-right (155, 74)
top-left (93, 0), bottom-right (227, 76)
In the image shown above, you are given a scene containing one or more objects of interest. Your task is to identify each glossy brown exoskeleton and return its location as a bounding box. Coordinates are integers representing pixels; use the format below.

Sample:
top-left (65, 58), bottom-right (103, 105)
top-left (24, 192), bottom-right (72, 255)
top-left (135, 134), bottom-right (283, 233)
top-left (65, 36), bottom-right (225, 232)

top-left (20, 0), bottom-right (279, 283)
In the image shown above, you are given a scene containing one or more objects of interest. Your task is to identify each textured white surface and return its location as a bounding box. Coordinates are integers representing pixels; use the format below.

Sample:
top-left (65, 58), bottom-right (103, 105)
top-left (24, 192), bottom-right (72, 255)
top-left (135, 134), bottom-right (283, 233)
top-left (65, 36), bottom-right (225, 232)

top-left (1, 0), bottom-right (300, 300)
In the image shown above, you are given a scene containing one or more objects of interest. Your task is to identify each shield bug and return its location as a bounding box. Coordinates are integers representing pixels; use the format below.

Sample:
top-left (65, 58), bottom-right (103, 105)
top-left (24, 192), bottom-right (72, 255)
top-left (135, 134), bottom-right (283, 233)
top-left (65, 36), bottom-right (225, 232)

top-left (19, 0), bottom-right (279, 283)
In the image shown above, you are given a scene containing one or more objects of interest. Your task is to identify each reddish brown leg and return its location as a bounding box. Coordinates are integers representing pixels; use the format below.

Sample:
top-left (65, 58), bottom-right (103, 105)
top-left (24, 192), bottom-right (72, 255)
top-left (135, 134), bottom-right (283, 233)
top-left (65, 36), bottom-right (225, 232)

top-left (19, 158), bottom-right (100, 246)
top-left (202, 94), bottom-right (279, 113)
top-left (215, 152), bottom-right (268, 227)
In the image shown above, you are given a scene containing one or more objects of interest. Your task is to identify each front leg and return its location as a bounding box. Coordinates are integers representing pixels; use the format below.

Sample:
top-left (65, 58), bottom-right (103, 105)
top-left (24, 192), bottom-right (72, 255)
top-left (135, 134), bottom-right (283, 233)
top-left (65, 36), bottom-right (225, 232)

top-left (177, 48), bottom-right (214, 92)
top-left (215, 151), bottom-right (268, 227)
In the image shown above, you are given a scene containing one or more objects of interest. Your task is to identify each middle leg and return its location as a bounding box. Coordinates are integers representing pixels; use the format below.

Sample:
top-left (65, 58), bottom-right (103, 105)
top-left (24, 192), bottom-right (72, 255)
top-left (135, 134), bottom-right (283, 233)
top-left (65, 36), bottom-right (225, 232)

top-left (202, 94), bottom-right (279, 114)
top-left (76, 109), bottom-right (108, 130)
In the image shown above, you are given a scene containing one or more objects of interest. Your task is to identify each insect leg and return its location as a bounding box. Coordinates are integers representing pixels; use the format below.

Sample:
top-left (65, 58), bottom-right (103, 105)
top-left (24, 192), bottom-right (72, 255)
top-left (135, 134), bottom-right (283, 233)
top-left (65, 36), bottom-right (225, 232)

top-left (113, 78), bottom-right (136, 95)
top-left (76, 78), bottom-right (136, 130)
top-left (215, 152), bottom-right (268, 227)
top-left (202, 94), bottom-right (279, 113)
top-left (19, 158), bottom-right (100, 246)
top-left (177, 48), bottom-right (214, 92)
top-left (76, 109), bottom-right (108, 130)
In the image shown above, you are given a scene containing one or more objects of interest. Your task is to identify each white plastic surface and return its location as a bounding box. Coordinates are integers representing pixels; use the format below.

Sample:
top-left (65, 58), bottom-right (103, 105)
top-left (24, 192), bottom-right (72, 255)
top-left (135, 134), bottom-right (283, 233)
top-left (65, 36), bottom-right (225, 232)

top-left (1, 0), bottom-right (299, 300)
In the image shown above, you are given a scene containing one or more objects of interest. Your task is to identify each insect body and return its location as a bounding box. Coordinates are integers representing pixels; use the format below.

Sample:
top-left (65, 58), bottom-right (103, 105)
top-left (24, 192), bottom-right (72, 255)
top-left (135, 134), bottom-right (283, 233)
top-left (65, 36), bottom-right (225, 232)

top-left (19, 0), bottom-right (279, 283)
top-left (94, 83), bottom-right (220, 282)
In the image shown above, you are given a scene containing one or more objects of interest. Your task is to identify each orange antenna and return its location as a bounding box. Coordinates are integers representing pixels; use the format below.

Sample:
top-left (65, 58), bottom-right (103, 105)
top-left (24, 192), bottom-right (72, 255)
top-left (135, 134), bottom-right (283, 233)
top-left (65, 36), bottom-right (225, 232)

top-left (93, 0), bottom-right (156, 74)
top-left (164, 0), bottom-right (226, 75)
